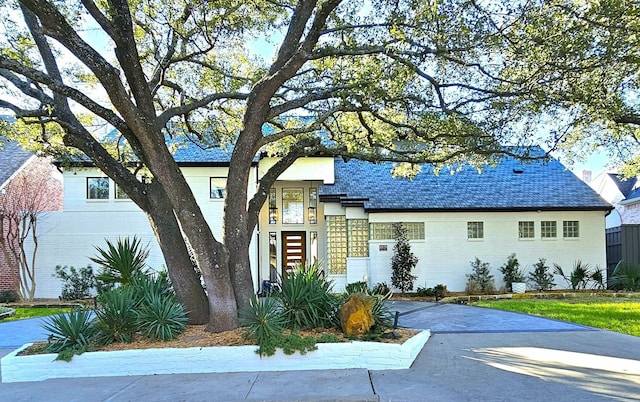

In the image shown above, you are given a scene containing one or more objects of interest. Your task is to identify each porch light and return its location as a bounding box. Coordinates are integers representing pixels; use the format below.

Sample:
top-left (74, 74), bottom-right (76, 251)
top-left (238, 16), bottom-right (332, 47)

top-left (269, 207), bottom-right (278, 224)
top-left (308, 206), bottom-right (317, 224)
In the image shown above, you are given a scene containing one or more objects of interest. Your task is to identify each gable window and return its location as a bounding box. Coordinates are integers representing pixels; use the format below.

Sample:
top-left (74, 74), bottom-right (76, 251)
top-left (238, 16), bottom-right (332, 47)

top-left (518, 221), bottom-right (535, 239)
top-left (282, 188), bottom-right (304, 224)
top-left (563, 221), bottom-right (579, 238)
top-left (210, 177), bottom-right (226, 199)
top-left (541, 221), bottom-right (557, 238)
top-left (348, 219), bottom-right (369, 257)
top-left (87, 177), bottom-right (109, 199)
top-left (467, 221), bottom-right (484, 239)
top-left (370, 222), bottom-right (425, 240)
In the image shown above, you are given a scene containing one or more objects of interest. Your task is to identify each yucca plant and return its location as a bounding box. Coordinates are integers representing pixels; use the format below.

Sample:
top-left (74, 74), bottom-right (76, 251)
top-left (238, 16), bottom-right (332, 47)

top-left (136, 294), bottom-right (188, 341)
top-left (131, 270), bottom-right (173, 301)
top-left (41, 309), bottom-right (95, 360)
top-left (94, 286), bottom-right (139, 344)
top-left (610, 261), bottom-right (640, 291)
top-left (239, 295), bottom-right (286, 356)
top-left (91, 236), bottom-right (150, 286)
top-left (276, 262), bottom-right (337, 330)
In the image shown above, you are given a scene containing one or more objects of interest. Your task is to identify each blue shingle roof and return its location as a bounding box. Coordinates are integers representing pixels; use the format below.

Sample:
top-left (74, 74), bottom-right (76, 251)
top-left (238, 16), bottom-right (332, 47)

top-left (319, 148), bottom-right (611, 211)
top-left (0, 138), bottom-right (33, 187)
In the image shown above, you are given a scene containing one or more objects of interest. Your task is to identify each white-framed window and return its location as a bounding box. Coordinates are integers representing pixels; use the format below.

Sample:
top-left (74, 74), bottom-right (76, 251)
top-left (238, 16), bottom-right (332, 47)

top-left (87, 177), bottom-right (109, 199)
top-left (518, 221), bottom-right (535, 239)
top-left (563, 220), bottom-right (580, 238)
top-left (467, 221), bottom-right (484, 239)
top-left (541, 221), bottom-right (557, 238)
top-left (210, 177), bottom-right (226, 199)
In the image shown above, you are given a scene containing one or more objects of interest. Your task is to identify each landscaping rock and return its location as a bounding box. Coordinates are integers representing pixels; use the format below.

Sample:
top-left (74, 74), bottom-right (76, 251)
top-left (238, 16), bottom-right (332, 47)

top-left (340, 293), bottom-right (376, 336)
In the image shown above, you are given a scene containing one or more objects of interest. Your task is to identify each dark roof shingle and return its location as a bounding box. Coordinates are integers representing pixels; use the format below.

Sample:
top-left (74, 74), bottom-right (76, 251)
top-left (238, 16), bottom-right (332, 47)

top-left (0, 138), bottom-right (33, 187)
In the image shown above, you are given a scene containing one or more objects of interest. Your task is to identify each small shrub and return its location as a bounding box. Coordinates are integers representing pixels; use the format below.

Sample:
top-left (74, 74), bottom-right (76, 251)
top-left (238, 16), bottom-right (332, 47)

top-left (345, 281), bottom-right (369, 294)
top-left (0, 290), bottom-right (19, 303)
top-left (240, 295), bottom-right (286, 355)
top-left (41, 309), bottom-right (95, 361)
top-left (276, 262), bottom-right (338, 330)
top-left (434, 284), bottom-right (447, 299)
top-left (372, 282), bottom-right (390, 296)
top-left (94, 287), bottom-right (139, 344)
top-left (610, 261), bottom-right (640, 291)
top-left (415, 286), bottom-right (434, 297)
top-left (91, 236), bottom-right (150, 286)
top-left (499, 254), bottom-right (526, 292)
top-left (466, 257), bottom-right (495, 295)
top-left (53, 265), bottom-right (96, 300)
top-left (590, 267), bottom-right (606, 290)
top-left (554, 261), bottom-right (592, 290)
top-left (391, 223), bottom-right (418, 294)
top-left (136, 294), bottom-right (188, 341)
top-left (527, 258), bottom-right (555, 291)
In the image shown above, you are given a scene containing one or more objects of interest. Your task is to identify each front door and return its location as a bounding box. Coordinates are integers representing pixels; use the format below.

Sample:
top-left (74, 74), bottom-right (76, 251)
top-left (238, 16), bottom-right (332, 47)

top-left (282, 231), bottom-right (306, 274)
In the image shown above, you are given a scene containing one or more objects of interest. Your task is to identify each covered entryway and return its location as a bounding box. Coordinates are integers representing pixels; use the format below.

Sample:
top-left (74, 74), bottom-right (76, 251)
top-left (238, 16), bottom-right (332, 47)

top-left (282, 231), bottom-right (306, 274)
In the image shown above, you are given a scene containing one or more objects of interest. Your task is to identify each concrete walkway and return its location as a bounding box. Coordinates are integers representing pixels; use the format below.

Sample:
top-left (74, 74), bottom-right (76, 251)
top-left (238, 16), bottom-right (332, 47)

top-left (2, 301), bottom-right (640, 401)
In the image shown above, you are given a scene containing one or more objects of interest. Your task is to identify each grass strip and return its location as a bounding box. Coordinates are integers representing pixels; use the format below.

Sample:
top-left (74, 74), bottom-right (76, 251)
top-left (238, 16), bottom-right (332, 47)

top-left (0, 307), bottom-right (72, 322)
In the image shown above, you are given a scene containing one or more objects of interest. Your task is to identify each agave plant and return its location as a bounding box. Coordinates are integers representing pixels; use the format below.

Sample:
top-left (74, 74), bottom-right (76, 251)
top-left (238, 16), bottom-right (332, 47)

top-left (91, 236), bottom-right (150, 286)
top-left (93, 286), bottom-right (139, 344)
top-left (136, 293), bottom-right (188, 341)
top-left (239, 295), bottom-right (286, 356)
top-left (41, 309), bottom-right (95, 357)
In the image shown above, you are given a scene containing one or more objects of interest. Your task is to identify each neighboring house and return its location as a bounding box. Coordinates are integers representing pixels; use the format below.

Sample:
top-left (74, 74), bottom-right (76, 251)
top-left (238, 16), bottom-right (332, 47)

top-left (589, 173), bottom-right (640, 272)
top-left (29, 143), bottom-right (612, 298)
top-left (0, 138), bottom-right (63, 296)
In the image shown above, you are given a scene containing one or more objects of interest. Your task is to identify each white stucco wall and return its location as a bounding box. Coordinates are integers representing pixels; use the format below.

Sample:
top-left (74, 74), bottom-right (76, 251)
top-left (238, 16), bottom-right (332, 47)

top-left (363, 210), bottom-right (608, 292)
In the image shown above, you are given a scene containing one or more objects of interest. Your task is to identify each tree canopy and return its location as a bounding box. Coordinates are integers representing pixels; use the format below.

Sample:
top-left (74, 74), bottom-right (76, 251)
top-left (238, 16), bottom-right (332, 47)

top-left (0, 0), bottom-right (636, 330)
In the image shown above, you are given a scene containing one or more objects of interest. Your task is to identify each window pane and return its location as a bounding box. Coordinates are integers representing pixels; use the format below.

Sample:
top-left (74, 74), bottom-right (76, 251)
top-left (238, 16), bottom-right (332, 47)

top-left (115, 184), bottom-right (130, 199)
top-left (210, 177), bottom-right (226, 199)
top-left (282, 188), bottom-right (304, 224)
top-left (87, 177), bottom-right (109, 199)
top-left (541, 221), bottom-right (557, 238)
top-left (348, 219), bottom-right (369, 257)
top-left (269, 232), bottom-right (277, 281)
top-left (370, 222), bottom-right (424, 240)
top-left (327, 216), bottom-right (347, 274)
top-left (563, 221), bottom-right (579, 238)
top-left (518, 221), bottom-right (535, 238)
top-left (467, 221), bottom-right (484, 239)
top-left (310, 231), bottom-right (318, 264)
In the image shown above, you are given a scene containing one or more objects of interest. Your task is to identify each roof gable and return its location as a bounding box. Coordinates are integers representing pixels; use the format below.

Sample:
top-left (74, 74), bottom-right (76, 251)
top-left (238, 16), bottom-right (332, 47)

top-left (320, 148), bottom-right (611, 211)
top-left (0, 138), bottom-right (33, 188)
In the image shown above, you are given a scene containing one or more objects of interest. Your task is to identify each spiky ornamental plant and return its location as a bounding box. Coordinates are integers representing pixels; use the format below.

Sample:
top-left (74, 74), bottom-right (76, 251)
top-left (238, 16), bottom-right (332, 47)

top-left (391, 223), bottom-right (418, 295)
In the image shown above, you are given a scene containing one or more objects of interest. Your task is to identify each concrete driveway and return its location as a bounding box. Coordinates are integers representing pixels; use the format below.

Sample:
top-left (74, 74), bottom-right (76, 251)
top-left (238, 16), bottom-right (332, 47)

top-left (2, 301), bottom-right (639, 401)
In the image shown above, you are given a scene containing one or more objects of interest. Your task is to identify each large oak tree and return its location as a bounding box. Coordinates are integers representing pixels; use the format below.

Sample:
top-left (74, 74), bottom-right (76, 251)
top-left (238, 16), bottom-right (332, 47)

top-left (0, 0), bottom-right (633, 331)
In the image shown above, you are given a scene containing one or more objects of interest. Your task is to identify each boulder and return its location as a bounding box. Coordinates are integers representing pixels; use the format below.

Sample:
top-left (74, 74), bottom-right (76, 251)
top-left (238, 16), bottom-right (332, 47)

top-left (340, 293), bottom-right (376, 336)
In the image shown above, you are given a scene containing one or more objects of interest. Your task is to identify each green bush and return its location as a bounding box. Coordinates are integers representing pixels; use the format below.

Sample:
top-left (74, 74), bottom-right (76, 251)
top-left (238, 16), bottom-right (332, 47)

top-left (136, 293), bottom-right (188, 341)
top-left (466, 258), bottom-right (495, 295)
top-left (527, 258), bottom-right (555, 291)
top-left (610, 261), bottom-right (640, 291)
top-left (276, 262), bottom-right (338, 330)
top-left (240, 295), bottom-right (286, 355)
top-left (372, 282), bottom-right (390, 296)
top-left (53, 265), bottom-right (96, 300)
top-left (0, 290), bottom-right (19, 303)
top-left (345, 281), bottom-right (369, 294)
top-left (553, 261), bottom-right (596, 290)
top-left (94, 287), bottom-right (139, 344)
top-left (499, 254), bottom-right (526, 292)
top-left (40, 309), bottom-right (95, 361)
top-left (91, 236), bottom-right (150, 286)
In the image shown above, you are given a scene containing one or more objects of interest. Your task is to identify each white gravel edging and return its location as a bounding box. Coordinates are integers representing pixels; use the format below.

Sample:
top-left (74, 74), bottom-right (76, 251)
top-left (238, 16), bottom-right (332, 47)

top-left (1, 329), bottom-right (430, 383)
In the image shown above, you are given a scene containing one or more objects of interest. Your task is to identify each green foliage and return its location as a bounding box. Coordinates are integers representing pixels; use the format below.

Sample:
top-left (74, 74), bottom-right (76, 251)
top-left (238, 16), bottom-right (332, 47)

top-left (91, 236), bottom-right (150, 286)
top-left (239, 295), bottom-right (286, 355)
top-left (372, 282), bottom-right (390, 296)
top-left (527, 258), bottom-right (556, 291)
top-left (130, 270), bottom-right (173, 301)
top-left (276, 262), bottom-right (338, 330)
top-left (252, 332), bottom-right (320, 357)
top-left (53, 265), bottom-right (96, 300)
top-left (136, 294), bottom-right (188, 341)
top-left (415, 284), bottom-right (448, 299)
top-left (94, 287), bottom-right (139, 344)
top-left (466, 258), bottom-right (495, 295)
top-left (553, 261), bottom-right (598, 290)
top-left (40, 309), bottom-right (94, 360)
top-left (391, 223), bottom-right (418, 294)
top-left (610, 261), bottom-right (640, 291)
top-left (0, 290), bottom-right (19, 303)
top-left (499, 254), bottom-right (526, 292)
top-left (345, 281), bottom-right (369, 294)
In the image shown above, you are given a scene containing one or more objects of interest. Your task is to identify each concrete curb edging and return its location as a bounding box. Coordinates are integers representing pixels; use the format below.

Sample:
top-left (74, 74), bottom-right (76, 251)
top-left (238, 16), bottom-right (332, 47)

top-left (1, 329), bottom-right (430, 383)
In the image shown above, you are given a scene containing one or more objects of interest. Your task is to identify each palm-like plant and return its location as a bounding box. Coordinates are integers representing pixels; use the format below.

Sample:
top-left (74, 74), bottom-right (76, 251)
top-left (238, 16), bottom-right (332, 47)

top-left (41, 309), bottom-right (95, 355)
top-left (610, 261), bottom-right (640, 291)
top-left (91, 236), bottom-right (150, 286)
top-left (136, 294), bottom-right (188, 341)
top-left (94, 286), bottom-right (139, 344)
top-left (553, 261), bottom-right (592, 290)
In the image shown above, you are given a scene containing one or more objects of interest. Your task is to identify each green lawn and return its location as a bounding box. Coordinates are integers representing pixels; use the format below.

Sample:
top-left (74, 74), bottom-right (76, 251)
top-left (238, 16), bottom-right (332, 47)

top-left (0, 307), bottom-right (72, 322)
top-left (473, 298), bottom-right (640, 337)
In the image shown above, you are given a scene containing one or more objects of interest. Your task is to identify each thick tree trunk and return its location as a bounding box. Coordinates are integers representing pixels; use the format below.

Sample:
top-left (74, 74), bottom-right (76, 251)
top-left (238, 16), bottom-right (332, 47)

top-left (147, 185), bottom-right (209, 324)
